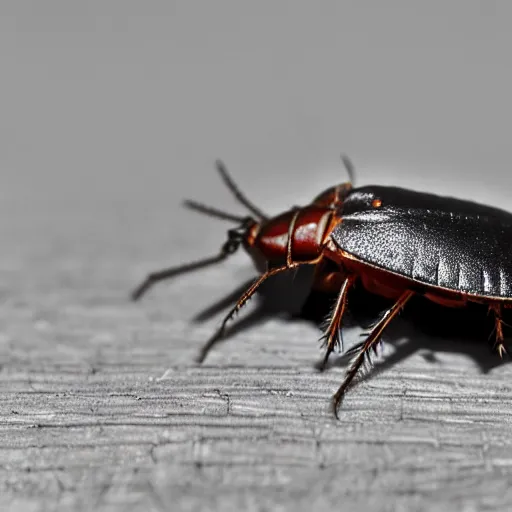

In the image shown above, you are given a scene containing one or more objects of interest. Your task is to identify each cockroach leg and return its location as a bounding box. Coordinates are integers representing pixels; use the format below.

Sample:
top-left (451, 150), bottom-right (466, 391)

top-left (196, 259), bottom-right (320, 363)
top-left (490, 303), bottom-right (508, 359)
top-left (331, 290), bottom-right (415, 418)
top-left (319, 274), bottom-right (356, 371)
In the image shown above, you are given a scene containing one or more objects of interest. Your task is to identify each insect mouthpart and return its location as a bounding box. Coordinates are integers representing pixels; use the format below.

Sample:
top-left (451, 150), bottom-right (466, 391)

top-left (221, 216), bottom-right (260, 255)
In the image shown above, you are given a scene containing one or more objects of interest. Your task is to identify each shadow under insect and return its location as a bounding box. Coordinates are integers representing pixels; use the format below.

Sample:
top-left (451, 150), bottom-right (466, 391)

top-left (193, 271), bottom-right (512, 383)
top-left (132, 252), bottom-right (512, 416)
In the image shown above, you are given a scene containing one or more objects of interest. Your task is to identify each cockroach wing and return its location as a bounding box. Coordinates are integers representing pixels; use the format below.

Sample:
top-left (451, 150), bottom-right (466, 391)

top-left (331, 205), bottom-right (512, 298)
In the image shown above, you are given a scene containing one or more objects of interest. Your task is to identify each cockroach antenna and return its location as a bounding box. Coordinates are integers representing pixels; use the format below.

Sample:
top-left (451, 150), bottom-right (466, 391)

top-left (341, 154), bottom-right (356, 186)
top-left (215, 160), bottom-right (268, 221)
top-left (182, 199), bottom-right (247, 223)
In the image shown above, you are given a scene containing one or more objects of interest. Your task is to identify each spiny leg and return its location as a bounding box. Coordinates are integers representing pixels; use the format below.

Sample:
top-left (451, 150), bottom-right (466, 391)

top-left (196, 262), bottom-right (308, 363)
top-left (332, 290), bottom-right (415, 418)
top-left (490, 303), bottom-right (508, 359)
top-left (319, 274), bottom-right (357, 371)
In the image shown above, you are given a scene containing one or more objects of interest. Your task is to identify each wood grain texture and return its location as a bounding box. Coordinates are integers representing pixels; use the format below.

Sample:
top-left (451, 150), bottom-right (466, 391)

top-left (1, 198), bottom-right (512, 512)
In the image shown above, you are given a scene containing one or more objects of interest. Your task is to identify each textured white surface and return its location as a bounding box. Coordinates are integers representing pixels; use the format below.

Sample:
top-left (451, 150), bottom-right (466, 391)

top-left (8, 3), bottom-right (512, 511)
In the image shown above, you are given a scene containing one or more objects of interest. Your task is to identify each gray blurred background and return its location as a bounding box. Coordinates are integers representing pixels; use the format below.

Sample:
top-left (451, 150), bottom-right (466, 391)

top-left (10, 1), bottom-right (512, 212)
top-left (5, 2), bottom-right (512, 511)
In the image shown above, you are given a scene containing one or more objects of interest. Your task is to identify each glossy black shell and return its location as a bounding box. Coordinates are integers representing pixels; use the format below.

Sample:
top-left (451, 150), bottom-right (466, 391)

top-left (331, 185), bottom-right (512, 299)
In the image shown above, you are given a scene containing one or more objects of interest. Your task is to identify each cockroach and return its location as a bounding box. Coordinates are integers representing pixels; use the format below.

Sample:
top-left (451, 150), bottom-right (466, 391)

top-left (131, 156), bottom-right (512, 417)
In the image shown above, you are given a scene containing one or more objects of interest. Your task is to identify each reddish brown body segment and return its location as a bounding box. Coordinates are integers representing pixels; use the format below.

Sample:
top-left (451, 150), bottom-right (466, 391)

top-left (254, 207), bottom-right (336, 263)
